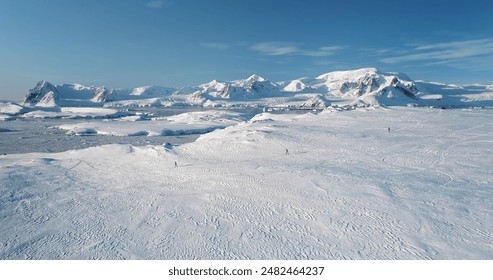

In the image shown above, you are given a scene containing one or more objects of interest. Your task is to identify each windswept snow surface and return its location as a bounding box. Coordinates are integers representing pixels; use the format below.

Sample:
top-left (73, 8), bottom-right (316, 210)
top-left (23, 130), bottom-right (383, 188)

top-left (1, 108), bottom-right (492, 259)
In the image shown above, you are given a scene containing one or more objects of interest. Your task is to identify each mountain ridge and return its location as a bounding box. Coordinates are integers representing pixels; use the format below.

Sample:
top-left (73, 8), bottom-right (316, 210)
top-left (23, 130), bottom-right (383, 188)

top-left (21, 68), bottom-right (493, 108)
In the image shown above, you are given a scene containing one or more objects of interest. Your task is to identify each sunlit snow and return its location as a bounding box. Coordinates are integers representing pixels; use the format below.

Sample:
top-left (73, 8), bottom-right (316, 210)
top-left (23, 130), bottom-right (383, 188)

top-left (1, 107), bottom-right (492, 259)
top-left (1, 68), bottom-right (492, 259)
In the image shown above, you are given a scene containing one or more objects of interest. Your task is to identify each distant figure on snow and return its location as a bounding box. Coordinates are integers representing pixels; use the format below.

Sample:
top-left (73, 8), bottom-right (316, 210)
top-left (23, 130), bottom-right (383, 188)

top-left (388, 127), bottom-right (391, 132)
top-left (285, 148), bottom-right (289, 155)
top-left (174, 161), bottom-right (178, 168)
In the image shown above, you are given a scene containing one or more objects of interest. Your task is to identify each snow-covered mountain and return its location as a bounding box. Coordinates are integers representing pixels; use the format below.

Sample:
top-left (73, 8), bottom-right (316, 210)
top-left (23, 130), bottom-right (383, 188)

top-left (23, 82), bottom-right (177, 106)
top-left (24, 81), bottom-right (60, 107)
top-left (279, 68), bottom-right (420, 107)
top-left (176, 74), bottom-right (333, 108)
top-left (284, 68), bottom-right (417, 97)
top-left (185, 74), bottom-right (280, 102)
top-left (21, 68), bottom-right (493, 108)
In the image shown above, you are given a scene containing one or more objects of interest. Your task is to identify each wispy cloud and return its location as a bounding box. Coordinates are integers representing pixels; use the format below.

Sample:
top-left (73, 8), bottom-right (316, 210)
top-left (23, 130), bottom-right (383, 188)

top-left (146, 0), bottom-right (170, 8)
top-left (251, 42), bottom-right (299, 56)
top-left (312, 60), bottom-right (333, 66)
top-left (200, 42), bottom-right (231, 50)
top-left (360, 47), bottom-right (393, 56)
top-left (251, 42), bottom-right (343, 57)
top-left (303, 46), bottom-right (343, 57)
top-left (381, 39), bottom-right (493, 64)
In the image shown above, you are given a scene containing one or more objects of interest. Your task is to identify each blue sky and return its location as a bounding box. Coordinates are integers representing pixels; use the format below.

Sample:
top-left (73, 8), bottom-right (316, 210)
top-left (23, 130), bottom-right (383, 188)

top-left (1, 0), bottom-right (492, 100)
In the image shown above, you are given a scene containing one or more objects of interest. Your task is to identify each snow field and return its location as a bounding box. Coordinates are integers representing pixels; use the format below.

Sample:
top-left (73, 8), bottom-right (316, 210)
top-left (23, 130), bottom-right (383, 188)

top-left (1, 107), bottom-right (492, 259)
top-left (56, 110), bottom-right (248, 136)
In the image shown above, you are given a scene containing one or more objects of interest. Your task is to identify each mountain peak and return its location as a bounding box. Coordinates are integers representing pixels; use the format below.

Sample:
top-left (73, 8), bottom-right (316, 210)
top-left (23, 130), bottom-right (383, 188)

top-left (23, 80), bottom-right (58, 105)
top-left (246, 74), bottom-right (265, 82)
top-left (34, 80), bottom-right (56, 90)
top-left (316, 68), bottom-right (380, 80)
top-left (234, 74), bottom-right (269, 88)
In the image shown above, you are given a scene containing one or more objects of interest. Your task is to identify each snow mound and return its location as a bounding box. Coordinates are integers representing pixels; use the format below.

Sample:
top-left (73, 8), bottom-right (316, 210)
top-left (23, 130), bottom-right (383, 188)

top-left (0, 102), bottom-right (25, 115)
top-left (20, 107), bottom-right (126, 119)
top-left (57, 110), bottom-right (248, 136)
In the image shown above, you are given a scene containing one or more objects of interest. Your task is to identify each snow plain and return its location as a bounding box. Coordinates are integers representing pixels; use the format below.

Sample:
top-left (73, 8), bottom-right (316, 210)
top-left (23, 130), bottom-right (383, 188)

top-left (1, 107), bottom-right (492, 259)
top-left (57, 110), bottom-right (249, 136)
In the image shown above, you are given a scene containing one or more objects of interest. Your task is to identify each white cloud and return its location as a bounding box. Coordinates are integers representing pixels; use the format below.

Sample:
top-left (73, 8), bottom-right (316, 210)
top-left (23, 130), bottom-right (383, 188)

top-left (251, 42), bottom-right (299, 56)
top-left (302, 46), bottom-right (344, 57)
top-left (360, 47), bottom-right (393, 56)
top-left (200, 42), bottom-right (231, 50)
top-left (146, 0), bottom-right (170, 8)
top-left (251, 42), bottom-right (342, 57)
top-left (381, 39), bottom-right (493, 64)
